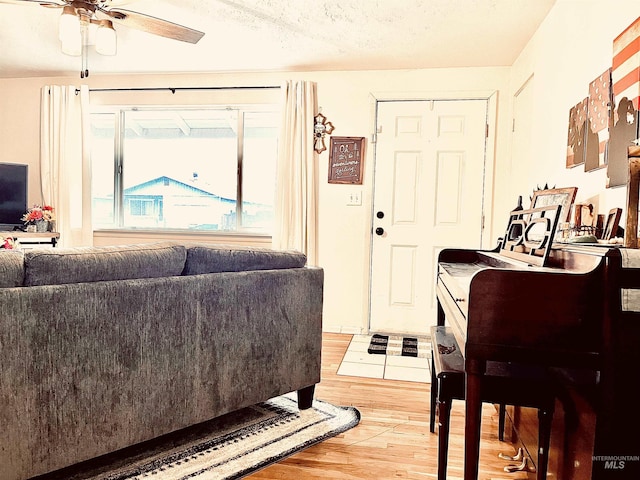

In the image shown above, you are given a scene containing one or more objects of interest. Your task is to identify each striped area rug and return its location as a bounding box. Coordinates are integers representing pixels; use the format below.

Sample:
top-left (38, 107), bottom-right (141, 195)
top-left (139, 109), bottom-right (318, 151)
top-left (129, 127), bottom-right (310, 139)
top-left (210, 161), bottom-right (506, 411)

top-left (39, 394), bottom-right (360, 480)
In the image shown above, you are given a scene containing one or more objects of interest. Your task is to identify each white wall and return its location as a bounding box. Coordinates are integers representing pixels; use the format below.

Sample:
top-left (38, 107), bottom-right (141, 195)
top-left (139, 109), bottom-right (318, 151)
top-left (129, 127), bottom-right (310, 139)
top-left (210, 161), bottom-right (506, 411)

top-left (508, 0), bottom-right (640, 220)
top-left (0, 79), bottom-right (43, 201)
top-left (0, 67), bottom-right (511, 334)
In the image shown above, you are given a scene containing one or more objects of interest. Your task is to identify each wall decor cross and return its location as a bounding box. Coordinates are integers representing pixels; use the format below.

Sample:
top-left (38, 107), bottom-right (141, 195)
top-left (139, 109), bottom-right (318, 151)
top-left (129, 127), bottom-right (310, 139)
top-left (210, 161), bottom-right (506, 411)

top-left (313, 113), bottom-right (335, 153)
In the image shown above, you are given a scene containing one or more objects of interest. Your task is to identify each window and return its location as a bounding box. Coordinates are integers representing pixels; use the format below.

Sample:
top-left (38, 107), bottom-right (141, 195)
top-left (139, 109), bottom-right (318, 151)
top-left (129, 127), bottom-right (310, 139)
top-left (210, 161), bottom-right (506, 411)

top-left (129, 199), bottom-right (153, 216)
top-left (90, 106), bottom-right (278, 234)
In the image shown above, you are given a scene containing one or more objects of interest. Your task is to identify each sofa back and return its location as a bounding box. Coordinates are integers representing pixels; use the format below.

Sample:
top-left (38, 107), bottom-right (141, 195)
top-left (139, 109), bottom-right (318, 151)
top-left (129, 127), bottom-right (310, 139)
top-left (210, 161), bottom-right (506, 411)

top-left (0, 242), bottom-right (307, 287)
top-left (182, 244), bottom-right (307, 275)
top-left (23, 243), bottom-right (187, 287)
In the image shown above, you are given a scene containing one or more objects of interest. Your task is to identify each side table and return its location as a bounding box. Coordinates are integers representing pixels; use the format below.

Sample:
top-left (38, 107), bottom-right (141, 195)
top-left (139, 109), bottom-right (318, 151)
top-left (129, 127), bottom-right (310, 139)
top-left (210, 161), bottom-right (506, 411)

top-left (0, 231), bottom-right (60, 248)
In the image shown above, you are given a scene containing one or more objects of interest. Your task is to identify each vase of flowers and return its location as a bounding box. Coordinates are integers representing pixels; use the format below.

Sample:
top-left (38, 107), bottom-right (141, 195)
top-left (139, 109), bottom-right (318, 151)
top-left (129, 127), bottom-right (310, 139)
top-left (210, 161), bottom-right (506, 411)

top-left (22, 205), bottom-right (55, 233)
top-left (36, 219), bottom-right (48, 232)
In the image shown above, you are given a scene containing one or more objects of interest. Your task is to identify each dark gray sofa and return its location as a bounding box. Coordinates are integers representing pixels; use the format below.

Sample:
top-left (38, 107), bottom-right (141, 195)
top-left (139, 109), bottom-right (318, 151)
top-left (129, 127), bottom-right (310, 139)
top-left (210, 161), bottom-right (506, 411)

top-left (0, 242), bottom-right (323, 480)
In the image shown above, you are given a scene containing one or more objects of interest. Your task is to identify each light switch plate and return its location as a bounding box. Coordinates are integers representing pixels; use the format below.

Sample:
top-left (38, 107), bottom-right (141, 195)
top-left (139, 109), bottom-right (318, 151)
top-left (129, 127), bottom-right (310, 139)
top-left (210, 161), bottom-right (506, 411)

top-left (347, 191), bottom-right (362, 206)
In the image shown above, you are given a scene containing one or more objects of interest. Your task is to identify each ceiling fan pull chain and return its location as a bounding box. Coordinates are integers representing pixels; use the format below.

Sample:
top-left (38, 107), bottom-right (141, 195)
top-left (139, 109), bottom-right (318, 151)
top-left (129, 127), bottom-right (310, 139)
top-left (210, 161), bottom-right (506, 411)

top-left (80, 14), bottom-right (89, 78)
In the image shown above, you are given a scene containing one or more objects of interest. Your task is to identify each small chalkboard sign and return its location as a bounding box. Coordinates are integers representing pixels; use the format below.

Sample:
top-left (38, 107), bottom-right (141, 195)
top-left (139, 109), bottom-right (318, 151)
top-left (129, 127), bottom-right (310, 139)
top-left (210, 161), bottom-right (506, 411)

top-left (328, 137), bottom-right (365, 184)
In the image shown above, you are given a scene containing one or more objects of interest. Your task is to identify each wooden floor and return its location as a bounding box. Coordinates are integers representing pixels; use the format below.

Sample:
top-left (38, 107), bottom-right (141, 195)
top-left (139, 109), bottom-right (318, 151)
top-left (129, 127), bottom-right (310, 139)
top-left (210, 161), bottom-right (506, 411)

top-left (251, 333), bottom-right (531, 480)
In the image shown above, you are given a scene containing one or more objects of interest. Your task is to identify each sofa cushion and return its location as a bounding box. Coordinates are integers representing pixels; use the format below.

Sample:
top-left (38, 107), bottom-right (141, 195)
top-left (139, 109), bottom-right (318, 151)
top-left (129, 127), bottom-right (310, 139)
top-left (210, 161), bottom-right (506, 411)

top-left (183, 245), bottom-right (306, 275)
top-left (0, 250), bottom-right (25, 287)
top-left (23, 242), bottom-right (187, 286)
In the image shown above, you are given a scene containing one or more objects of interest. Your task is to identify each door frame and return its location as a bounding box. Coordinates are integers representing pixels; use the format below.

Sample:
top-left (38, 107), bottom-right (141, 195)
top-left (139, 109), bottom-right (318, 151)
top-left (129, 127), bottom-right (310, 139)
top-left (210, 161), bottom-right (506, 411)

top-left (366, 90), bottom-right (499, 334)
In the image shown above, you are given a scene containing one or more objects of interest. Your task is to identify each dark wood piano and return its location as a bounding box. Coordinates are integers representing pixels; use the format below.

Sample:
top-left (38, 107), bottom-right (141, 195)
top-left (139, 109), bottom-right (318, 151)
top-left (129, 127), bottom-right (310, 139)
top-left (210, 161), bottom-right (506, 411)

top-left (436, 213), bottom-right (640, 479)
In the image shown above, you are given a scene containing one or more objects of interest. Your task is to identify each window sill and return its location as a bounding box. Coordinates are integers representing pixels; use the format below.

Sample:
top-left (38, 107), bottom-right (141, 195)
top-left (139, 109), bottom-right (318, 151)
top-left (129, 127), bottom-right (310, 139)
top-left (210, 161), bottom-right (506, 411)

top-left (92, 229), bottom-right (272, 248)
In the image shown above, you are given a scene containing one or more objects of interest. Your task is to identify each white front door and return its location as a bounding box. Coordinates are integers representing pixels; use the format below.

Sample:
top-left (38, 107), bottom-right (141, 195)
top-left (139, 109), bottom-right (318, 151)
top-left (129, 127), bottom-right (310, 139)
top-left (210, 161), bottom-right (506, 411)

top-left (369, 99), bottom-right (488, 335)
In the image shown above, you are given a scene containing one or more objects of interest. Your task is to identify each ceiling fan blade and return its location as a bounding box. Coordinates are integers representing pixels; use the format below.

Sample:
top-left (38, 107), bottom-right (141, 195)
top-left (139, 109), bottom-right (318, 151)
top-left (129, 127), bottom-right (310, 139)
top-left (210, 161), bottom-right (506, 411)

top-left (102, 7), bottom-right (204, 44)
top-left (0, 0), bottom-right (66, 5)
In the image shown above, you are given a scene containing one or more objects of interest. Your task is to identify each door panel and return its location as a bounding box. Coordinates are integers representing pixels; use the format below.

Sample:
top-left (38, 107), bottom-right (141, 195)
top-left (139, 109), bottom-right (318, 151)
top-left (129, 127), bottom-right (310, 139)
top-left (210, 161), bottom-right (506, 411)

top-left (435, 151), bottom-right (464, 224)
top-left (370, 100), bottom-right (488, 335)
top-left (393, 152), bottom-right (420, 223)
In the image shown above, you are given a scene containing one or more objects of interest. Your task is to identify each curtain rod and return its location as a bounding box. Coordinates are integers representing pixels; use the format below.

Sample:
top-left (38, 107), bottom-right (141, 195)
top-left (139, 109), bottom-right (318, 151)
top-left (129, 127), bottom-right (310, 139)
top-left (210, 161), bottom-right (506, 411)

top-left (77, 86), bottom-right (281, 94)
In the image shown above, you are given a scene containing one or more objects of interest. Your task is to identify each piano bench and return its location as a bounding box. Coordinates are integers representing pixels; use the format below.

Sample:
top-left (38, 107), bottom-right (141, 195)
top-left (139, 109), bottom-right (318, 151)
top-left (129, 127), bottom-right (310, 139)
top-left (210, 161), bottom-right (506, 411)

top-left (429, 326), bottom-right (555, 480)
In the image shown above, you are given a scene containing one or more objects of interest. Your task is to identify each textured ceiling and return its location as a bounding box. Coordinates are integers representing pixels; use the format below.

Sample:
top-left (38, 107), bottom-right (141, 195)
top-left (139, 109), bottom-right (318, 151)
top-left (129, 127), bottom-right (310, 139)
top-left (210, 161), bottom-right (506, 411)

top-left (0, 0), bottom-right (557, 78)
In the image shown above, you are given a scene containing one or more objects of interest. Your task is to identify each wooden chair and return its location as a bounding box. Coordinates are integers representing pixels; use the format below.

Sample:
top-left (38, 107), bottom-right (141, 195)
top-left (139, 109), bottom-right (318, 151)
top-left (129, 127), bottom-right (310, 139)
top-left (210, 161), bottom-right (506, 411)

top-left (429, 326), bottom-right (556, 480)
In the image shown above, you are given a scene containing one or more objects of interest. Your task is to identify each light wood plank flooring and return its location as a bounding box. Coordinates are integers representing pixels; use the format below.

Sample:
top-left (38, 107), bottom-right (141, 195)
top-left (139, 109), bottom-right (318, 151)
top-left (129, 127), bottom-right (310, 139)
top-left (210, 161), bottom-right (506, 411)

top-left (250, 333), bottom-right (530, 480)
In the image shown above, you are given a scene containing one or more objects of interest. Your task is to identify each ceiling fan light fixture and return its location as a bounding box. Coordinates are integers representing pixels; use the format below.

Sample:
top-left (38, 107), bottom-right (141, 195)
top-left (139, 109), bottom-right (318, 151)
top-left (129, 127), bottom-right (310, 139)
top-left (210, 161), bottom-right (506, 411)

top-left (59, 5), bottom-right (82, 57)
top-left (95, 20), bottom-right (117, 56)
top-left (59, 6), bottom-right (79, 43)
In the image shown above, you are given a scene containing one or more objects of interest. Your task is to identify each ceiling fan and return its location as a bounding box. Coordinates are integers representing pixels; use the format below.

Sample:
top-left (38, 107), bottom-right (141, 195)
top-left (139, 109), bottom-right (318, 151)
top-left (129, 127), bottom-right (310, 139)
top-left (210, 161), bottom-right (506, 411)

top-left (0, 0), bottom-right (205, 77)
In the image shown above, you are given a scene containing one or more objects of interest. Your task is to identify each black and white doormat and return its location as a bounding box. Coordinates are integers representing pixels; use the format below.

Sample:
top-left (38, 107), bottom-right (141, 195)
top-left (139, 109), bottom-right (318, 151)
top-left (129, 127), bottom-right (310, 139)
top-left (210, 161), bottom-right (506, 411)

top-left (367, 334), bottom-right (429, 358)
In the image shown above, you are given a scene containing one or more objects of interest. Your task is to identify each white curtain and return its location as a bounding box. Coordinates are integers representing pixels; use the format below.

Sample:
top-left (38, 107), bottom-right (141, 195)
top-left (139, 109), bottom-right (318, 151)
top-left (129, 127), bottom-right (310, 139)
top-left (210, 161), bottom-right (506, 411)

top-left (40, 85), bottom-right (92, 247)
top-left (273, 80), bottom-right (319, 265)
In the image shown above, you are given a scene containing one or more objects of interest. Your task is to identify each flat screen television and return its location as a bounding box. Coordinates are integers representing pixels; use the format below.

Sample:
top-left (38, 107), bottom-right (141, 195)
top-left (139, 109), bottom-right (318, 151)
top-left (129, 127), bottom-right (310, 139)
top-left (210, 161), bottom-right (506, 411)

top-left (0, 163), bottom-right (28, 230)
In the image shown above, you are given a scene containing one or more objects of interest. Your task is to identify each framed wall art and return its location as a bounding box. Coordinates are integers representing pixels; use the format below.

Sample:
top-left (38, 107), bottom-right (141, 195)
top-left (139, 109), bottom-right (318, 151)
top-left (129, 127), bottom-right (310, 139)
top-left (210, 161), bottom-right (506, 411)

top-left (584, 68), bottom-right (612, 172)
top-left (566, 98), bottom-right (588, 168)
top-left (610, 16), bottom-right (640, 188)
top-left (328, 136), bottom-right (365, 184)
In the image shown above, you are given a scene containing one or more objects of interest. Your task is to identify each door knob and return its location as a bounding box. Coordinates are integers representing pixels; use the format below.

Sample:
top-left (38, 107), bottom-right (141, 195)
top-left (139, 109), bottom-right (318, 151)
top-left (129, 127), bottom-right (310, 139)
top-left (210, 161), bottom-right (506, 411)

top-left (375, 227), bottom-right (384, 236)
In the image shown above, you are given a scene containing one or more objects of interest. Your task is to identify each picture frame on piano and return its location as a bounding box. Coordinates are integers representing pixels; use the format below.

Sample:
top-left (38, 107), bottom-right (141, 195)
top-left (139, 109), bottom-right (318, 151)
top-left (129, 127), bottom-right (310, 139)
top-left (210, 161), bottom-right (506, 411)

top-left (603, 207), bottom-right (622, 240)
top-left (530, 187), bottom-right (578, 223)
